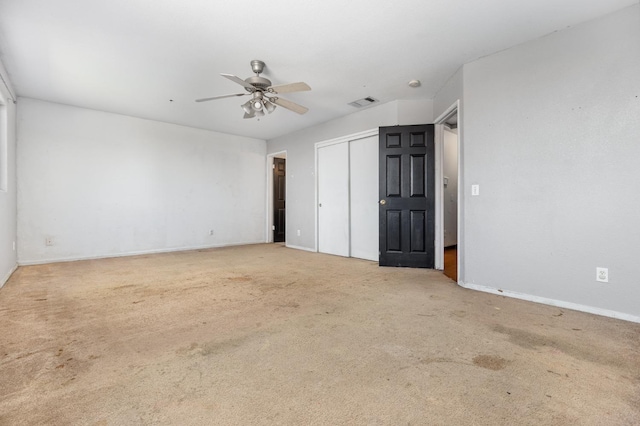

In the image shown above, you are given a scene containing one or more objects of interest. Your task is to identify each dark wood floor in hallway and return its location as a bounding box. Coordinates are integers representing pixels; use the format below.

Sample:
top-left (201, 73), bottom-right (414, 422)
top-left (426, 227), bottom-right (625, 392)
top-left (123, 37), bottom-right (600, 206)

top-left (443, 245), bottom-right (457, 282)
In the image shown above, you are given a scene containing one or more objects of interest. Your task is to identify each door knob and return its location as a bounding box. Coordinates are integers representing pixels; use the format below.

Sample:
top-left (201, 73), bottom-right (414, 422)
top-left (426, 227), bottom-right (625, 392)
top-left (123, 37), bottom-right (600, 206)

top-left (379, 199), bottom-right (386, 205)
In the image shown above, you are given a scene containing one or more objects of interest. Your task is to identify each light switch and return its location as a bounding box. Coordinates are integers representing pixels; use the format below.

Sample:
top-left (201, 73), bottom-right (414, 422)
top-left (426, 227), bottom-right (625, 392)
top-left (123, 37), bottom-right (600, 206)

top-left (472, 184), bottom-right (480, 196)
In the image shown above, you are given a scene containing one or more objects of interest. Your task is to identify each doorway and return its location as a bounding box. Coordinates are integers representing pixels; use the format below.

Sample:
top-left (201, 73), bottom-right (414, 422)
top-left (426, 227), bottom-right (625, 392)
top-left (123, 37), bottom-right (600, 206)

top-left (266, 151), bottom-right (286, 244)
top-left (443, 123), bottom-right (458, 281)
top-left (435, 102), bottom-right (460, 282)
top-left (273, 157), bottom-right (286, 243)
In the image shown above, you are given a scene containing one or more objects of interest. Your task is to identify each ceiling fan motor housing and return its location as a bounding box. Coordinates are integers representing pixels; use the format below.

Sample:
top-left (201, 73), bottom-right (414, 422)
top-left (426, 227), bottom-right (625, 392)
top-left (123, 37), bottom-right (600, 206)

top-left (244, 75), bottom-right (272, 91)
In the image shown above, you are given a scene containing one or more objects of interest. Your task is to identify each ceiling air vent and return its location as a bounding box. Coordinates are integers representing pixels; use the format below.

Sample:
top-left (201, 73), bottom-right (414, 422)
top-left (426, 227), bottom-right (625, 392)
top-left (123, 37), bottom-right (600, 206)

top-left (348, 96), bottom-right (379, 108)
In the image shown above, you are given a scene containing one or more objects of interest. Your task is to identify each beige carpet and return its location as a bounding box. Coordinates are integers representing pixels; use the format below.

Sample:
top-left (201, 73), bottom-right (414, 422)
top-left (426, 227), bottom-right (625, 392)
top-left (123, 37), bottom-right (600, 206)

top-left (1, 244), bottom-right (639, 425)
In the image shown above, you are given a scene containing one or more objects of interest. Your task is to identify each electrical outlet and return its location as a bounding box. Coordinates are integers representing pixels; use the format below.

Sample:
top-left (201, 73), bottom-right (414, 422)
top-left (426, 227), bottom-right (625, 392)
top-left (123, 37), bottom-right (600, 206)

top-left (596, 267), bottom-right (608, 283)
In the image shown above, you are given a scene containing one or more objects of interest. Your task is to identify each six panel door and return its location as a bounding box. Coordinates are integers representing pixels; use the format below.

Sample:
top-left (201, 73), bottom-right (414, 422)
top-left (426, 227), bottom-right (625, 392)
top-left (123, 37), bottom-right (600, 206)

top-left (379, 125), bottom-right (435, 268)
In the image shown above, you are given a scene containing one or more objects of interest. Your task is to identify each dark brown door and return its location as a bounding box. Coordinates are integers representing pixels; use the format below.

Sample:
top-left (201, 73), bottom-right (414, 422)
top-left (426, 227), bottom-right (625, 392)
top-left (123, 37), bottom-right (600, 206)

top-left (379, 125), bottom-right (435, 267)
top-left (273, 158), bottom-right (286, 243)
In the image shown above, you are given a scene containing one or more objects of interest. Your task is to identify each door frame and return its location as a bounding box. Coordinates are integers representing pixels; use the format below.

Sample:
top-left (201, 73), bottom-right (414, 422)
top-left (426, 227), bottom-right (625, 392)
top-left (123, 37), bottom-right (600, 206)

top-left (434, 100), bottom-right (462, 282)
top-left (314, 128), bottom-right (379, 253)
top-left (265, 150), bottom-right (287, 243)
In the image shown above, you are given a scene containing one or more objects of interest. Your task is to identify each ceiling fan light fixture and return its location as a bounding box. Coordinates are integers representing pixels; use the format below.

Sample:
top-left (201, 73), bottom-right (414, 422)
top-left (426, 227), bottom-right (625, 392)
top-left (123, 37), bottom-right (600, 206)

top-left (264, 99), bottom-right (276, 113)
top-left (241, 100), bottom-right (253, 114)
top-left (254, 108), bottom-right (265, 117)
top-left (252, 91), bottom-right (264, 110)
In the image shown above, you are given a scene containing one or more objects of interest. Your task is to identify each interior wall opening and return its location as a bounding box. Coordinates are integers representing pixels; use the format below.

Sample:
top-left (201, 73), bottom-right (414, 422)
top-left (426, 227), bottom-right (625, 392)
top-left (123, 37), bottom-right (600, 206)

top-left (443, 120), bottom-right (458, 281)
top-left (434, 101), bottom-right (461, 283)
top-left (266, 151), bottom-right (286, 244)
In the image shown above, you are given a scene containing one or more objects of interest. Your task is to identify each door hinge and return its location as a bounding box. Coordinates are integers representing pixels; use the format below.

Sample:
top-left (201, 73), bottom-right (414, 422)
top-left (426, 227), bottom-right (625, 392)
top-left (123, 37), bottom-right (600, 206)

top-left (272, 225), bottom-right (275, 230)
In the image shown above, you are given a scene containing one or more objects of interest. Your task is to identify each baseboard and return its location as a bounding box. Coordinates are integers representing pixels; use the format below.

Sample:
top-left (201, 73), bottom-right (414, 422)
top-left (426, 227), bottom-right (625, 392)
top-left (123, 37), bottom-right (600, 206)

top-left (1, 264), bottom-right (18, 288)
top-left (17, 241), bottom-right (266, 266)
top-left (285, 244), bottom-right (316, 253)
top-left (458, 281), bottom-right (640, 324)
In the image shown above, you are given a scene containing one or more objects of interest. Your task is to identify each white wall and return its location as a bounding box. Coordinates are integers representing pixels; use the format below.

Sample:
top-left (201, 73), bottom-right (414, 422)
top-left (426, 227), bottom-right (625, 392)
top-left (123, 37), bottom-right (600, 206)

top-left (17, 98), bottom-right (266, 264)
top-left (434, 67), bottom-right (463, 120)
top-left (462, 4), bottom-right (640, 320)
top-left (266, 99), bottom-right (433, 251)
top-left (397, 99), bottom-right (435, 126)
top-left (0, 60), bottom-right (17, 286)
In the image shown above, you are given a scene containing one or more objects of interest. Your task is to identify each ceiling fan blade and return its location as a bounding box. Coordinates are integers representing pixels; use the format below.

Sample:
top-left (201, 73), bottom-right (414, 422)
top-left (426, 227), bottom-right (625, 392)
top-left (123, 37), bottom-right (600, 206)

top-left (269, 82), bottom-right (311, 94)
top-left (271, 97), bottom-right (309, 115)
top-left (195, 93), bottom-right (247, 102)
top-left (221, 73), bottom-right (256, 91)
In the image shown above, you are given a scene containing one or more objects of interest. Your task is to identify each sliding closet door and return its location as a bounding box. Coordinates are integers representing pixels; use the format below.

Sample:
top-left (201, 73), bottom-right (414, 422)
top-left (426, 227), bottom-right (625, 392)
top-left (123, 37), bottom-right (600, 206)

top-left (318, 142), bottom-right (350, 257)
top-left (349, 135), bottom-right (379, 261)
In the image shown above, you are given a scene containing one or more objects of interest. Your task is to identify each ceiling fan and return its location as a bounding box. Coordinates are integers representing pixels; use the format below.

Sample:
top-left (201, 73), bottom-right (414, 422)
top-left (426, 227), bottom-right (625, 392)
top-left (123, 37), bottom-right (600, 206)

top-left (195, 60), bottom-right (311, 119)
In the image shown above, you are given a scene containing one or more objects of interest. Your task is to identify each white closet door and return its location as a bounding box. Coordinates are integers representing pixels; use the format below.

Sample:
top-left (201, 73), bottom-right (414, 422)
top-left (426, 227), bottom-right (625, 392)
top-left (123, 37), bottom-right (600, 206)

top-left (349, 135), bottom-right (379, 261)
top-left (318, 142), bottom-right (350, 257)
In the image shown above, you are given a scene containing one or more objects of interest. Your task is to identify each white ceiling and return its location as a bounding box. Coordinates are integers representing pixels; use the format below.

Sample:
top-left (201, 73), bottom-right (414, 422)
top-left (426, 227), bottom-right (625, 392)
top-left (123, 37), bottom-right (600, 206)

top-left (0, 0), bottom-right (636, 140)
